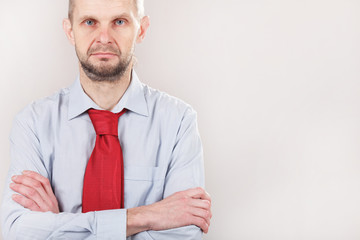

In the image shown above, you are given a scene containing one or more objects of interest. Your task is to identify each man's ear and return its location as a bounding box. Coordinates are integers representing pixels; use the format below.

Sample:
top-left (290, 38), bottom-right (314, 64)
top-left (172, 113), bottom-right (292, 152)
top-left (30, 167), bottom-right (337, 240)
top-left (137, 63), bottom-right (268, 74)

top-left (136, 16), bottom-right (150, 44)
top-left (63, 18), bottom-right (75, 45)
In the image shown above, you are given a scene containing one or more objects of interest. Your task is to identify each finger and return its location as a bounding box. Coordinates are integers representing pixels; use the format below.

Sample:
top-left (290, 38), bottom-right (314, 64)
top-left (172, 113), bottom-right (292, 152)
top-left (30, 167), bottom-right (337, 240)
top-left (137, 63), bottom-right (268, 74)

top-left (12, 175), bottom-right (50, 204)
top-left (22, 171), bottom-right (54, 199)
top-left (190, 207), bottom-right (211, 226)
top-left (188, 198), bottom-right (211, 211)
top-left (186, 187), bottom-right (211, 202)
top-left (191, 216), bottom-right (209, 234)
top-left (200, 191), bottom-right (211, 202)
top-left (10, 183), bottom-right (48, 209)
top-left (12, 194), bottom-right (41, 211)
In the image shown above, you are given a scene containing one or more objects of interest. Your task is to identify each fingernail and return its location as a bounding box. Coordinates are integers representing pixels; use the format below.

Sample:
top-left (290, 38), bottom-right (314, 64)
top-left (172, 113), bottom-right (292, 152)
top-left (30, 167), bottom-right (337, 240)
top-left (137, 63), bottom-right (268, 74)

top-left (10, 183), bottom-right (15, 188)
top-left (11, 175), bottom-right (17, 180)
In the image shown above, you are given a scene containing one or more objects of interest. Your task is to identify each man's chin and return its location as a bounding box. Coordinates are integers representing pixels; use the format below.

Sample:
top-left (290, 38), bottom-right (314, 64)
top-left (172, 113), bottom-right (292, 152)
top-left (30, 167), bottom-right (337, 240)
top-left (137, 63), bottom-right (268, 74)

top-left (90, 62), bottom-right (120, 72)
top-left (80, 55), bottom-right (132, 82)
top-left (81, 65), bottom-right (126, 82)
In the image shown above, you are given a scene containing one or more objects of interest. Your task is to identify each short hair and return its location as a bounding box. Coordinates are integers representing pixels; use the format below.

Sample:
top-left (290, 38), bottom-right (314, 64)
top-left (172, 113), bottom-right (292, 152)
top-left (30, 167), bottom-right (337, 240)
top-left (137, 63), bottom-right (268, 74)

top-left (68, 0), bottom-right (145, 21)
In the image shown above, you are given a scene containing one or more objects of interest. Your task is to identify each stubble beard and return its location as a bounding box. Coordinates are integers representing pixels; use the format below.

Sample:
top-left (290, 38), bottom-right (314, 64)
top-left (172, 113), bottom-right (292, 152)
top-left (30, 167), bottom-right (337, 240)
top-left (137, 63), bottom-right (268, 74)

top-left (76, 45), bottom-right (133, 82)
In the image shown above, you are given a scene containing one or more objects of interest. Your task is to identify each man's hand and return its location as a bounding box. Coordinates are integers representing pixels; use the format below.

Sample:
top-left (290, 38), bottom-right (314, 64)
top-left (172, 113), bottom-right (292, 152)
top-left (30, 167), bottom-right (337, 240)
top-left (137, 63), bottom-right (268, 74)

top-left (10, 170), bottom-right (59, 213)
top-left (127, 187), bottom-right (212, 236)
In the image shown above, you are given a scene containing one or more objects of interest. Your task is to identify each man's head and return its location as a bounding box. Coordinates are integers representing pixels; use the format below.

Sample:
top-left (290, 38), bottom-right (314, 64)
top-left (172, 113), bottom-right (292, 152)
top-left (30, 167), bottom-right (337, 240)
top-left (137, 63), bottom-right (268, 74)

top-left (63, 0), bottom-right (149, 82)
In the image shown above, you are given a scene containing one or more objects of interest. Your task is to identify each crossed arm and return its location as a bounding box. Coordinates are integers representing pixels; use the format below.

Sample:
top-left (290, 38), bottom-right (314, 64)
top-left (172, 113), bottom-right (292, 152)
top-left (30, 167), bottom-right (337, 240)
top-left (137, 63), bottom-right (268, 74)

top-left (3, 103), bottom-right (210, 239)
top-left (9, 170), bottom-right (212, 237)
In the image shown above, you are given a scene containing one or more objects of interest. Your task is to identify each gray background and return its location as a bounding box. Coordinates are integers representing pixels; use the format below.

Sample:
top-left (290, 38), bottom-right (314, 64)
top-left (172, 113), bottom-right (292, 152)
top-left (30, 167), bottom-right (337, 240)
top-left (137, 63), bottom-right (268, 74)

top-left (1, 0), bottom-right (360, 239)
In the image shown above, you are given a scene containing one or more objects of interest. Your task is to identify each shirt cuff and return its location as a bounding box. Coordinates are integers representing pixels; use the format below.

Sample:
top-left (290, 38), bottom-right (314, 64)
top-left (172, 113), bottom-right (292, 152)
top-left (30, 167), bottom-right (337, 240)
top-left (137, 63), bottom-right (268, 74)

top-left (96, 209), bottom-right (127, 239)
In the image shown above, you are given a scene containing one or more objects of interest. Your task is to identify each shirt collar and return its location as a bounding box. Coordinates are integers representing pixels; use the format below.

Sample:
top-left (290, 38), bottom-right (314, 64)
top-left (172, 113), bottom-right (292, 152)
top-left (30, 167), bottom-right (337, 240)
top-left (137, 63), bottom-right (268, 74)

top-left (68, 70), bottom-right (149, 120)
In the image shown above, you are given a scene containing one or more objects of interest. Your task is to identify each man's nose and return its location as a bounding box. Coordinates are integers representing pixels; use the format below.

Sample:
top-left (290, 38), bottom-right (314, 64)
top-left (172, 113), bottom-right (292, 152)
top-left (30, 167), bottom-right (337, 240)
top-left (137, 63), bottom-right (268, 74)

top-left (96, 26), bottom-right (113, 44)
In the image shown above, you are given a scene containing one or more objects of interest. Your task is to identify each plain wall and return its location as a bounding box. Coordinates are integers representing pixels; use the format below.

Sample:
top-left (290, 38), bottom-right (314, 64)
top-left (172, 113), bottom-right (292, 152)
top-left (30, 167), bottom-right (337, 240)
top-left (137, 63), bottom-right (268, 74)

top-left (1, 1), bottom-right (360, 239)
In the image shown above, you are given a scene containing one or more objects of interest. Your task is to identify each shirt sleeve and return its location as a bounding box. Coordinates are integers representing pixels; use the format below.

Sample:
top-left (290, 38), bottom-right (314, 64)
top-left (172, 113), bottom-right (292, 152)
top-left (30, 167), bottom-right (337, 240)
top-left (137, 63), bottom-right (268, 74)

top-left (129, 106), bottom-right (205, 240)
top-left (1, 115), bottom-right (127, 240)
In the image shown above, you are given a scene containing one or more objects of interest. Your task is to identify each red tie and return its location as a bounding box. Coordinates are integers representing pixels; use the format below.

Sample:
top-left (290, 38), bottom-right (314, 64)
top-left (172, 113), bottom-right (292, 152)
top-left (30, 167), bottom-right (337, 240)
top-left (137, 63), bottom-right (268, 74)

top-left (82, 108), bottom-right (127, 213)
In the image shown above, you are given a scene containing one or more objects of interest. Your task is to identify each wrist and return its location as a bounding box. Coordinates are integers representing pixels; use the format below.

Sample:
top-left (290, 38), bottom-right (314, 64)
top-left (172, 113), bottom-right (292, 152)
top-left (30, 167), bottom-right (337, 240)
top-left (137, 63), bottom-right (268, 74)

top-left (126, 205), bottom-right (152, 236)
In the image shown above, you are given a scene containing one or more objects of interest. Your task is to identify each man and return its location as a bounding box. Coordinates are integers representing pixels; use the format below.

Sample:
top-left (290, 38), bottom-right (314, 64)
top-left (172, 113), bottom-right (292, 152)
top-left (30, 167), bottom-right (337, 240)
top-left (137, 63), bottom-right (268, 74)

top-left (1, 0), bottom-right (212, 239)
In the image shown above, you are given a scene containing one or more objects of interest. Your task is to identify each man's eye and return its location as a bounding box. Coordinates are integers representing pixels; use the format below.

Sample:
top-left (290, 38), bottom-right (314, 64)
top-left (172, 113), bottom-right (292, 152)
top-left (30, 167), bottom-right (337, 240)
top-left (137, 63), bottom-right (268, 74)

top-left (115, 20), bottom-right (125, 26)
top-left (85, 20), bottom-right (94, 26)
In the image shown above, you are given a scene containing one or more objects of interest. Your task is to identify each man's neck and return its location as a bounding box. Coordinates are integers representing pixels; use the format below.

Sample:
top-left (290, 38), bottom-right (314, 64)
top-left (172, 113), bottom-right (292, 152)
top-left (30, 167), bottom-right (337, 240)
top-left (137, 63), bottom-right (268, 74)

top-left (79, 64), bottom-right (132, 111)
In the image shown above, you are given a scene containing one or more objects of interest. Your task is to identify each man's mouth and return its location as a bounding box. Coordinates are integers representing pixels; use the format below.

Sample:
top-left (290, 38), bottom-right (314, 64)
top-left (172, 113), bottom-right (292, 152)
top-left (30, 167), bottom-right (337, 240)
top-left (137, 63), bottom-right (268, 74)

top-left (91, 52), bottom-right (118, 58)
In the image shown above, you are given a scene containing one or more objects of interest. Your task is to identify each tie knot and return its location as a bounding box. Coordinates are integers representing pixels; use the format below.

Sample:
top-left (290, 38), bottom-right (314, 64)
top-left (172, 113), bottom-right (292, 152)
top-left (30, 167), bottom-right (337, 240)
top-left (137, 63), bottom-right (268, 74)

top-left (88, 108), bottom-right (126, 136)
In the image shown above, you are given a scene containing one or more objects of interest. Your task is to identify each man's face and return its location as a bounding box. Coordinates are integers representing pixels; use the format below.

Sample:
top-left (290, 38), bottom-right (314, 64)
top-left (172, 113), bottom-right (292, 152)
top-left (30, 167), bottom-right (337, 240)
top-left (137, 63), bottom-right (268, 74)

top-left (67, 0), bottom-right (144, 82)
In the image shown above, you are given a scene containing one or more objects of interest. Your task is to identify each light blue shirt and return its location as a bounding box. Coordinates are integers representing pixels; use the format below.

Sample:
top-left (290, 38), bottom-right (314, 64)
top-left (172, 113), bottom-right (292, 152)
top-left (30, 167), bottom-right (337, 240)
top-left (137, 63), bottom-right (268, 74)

top-left (1, 71), bottom-right (205, 239)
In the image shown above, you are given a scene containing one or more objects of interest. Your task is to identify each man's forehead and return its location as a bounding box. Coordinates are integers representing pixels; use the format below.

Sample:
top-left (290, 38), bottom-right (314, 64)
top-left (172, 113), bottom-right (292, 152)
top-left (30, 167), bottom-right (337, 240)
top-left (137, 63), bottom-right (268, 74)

top-left (73, 0), bottom-right (137, 18)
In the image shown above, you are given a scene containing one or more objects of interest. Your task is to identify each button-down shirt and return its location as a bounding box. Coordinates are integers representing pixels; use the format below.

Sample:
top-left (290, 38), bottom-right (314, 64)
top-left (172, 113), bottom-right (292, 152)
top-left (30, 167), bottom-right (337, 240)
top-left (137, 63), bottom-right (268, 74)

top-left (1, 71), bottom-right (204, 239)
